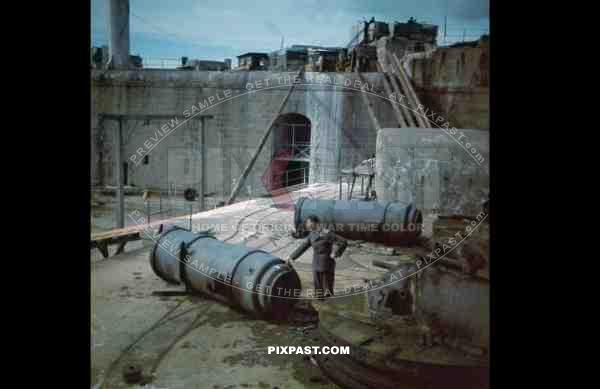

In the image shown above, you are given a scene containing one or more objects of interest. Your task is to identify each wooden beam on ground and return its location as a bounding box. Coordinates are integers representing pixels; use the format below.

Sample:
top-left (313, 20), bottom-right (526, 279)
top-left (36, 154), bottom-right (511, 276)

top-left (226, 68), bottom-right (304, 205)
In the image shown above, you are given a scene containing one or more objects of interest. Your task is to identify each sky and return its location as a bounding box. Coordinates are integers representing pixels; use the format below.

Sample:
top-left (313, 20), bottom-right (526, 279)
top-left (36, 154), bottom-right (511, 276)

top-left (91, 0), bottom-right (489, 63)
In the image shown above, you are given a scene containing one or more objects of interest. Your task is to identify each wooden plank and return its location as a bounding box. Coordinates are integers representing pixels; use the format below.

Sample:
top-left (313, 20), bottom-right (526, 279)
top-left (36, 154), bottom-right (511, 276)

top-left (385, 60), bottom-right (417, 128)
top-left (388, 53), bottom-right (420, 125)
top-left (390, 53), bottom-right (428, 128)
top-left (91, 226), bottom-right (143, 241)
top-left (376, 62), bottom-right (408, 128)
top-left (91, 232), bottom-right (140, 247)
top-left (91, 230), bottom-right (141, 258)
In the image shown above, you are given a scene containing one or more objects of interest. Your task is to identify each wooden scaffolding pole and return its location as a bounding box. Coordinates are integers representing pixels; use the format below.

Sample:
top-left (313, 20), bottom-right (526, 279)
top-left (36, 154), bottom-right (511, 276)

top-left (376, 62), bottom-right (408, 128)
top-left (389, 52), bottom-right (428, 128)
top-left (226, 68), bottom-right (304, 205)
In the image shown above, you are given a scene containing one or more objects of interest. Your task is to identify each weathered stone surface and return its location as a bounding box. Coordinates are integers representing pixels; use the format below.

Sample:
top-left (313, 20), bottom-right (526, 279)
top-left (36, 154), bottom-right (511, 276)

top-left (405, 44), bottom-right (489, 130)
top-left (91, 71), bottom-right (400, 196)
top-left (375, 128), bottom-right (489, 215)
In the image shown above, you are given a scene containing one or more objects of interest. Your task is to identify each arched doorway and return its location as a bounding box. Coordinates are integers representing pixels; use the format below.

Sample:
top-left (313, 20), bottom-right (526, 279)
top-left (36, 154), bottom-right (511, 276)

top-left (270, 113), bottom-right (311, 189)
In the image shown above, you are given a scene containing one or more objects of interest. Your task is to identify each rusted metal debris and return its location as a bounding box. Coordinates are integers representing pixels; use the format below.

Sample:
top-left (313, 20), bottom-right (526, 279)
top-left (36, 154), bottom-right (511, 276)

top-left (315, 310), bottom-right (488, 389)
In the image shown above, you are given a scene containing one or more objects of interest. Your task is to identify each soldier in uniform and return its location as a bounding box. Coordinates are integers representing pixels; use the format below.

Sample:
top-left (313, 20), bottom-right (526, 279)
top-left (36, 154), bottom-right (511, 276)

top-left (286, 215), bottom-right (347, 300)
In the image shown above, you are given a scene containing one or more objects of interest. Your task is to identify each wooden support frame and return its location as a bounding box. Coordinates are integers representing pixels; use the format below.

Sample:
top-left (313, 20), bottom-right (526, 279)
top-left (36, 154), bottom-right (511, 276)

top-left (376, 62), bottom-right (408, 128)
top-left (91, 231), bottom-right (141, 258)
top-left (227, 68), bottom-right (304, 205)
top-left (389, 53), bottom-right (428, 128)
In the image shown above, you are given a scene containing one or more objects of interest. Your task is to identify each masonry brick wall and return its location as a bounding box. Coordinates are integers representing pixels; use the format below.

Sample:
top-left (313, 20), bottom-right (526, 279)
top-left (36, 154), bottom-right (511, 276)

top-left (91, 71), bottom-right (399, 199)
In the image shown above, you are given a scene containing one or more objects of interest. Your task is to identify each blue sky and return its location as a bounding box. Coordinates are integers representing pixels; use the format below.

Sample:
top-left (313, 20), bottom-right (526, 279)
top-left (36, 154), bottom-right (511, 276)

top-left (91, 0), bottom-right (489, 62)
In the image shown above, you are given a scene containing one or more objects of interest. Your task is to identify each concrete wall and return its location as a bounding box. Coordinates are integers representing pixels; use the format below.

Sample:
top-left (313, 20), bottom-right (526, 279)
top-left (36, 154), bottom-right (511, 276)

top-left (375, 128), bottom-right (489, 216)
top-left (91, 70), bottom-right (400, 200)
top-left (404, 44), bottom-right (489, 130)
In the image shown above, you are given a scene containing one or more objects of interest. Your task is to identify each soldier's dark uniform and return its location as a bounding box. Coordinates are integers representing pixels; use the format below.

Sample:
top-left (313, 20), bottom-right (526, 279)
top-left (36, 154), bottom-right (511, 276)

top-left (288, 230), bottom-right (347, 298)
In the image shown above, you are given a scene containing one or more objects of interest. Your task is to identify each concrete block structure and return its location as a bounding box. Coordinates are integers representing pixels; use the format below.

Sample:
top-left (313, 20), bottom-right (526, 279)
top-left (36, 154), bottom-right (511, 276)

top-left (404, 41), bottom-right (489, 130)
top-left (375, 127), bottom-right (489, 216)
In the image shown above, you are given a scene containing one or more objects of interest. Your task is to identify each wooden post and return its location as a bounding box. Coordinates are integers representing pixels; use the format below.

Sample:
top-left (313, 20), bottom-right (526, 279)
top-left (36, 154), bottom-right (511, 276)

top-left (200, 116), bottom-right (207, 212)
top-left (115, 118), bottom-right (125, 228)
top-left (146, 198), bottom-right (150, 225)
top-left (189, 203), bottom-right (193, 231)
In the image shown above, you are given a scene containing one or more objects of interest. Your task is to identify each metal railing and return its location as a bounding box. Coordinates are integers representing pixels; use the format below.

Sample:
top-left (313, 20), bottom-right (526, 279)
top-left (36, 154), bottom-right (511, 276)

top-left (142, 183), bottom-right (226, 229)
top-left (438, 34), bottom-right (488, 47)
top-left (141, 57), bottom-right (181, 69)
top-left (282, 166), bottom-right (309, 187)
top-left (349, 19), bottom-right (487, 45)
top-left (274, 142), bottom-right (311, 161)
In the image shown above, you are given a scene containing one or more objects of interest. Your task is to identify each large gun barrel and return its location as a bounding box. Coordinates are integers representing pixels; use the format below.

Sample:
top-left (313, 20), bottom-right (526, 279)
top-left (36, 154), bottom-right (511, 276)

top-left (293, 198), bottom-right (423, 246)
top-left (150, 224), bottom-right (301, 320)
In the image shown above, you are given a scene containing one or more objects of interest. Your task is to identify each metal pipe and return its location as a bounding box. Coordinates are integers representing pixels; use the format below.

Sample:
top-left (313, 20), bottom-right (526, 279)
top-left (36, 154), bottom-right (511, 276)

top-left (150, 224), bottom-right (302, 320)
top-left (293, 197), bottom-right (422, 246)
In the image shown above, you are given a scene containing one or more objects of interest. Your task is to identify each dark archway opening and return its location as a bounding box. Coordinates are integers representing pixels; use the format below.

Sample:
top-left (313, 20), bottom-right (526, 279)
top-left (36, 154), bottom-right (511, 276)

top-left (271, 113), bottom-right (311, 189)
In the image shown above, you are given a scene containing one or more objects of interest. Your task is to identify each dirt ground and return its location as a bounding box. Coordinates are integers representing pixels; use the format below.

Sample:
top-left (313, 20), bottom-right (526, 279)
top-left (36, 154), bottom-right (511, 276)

top-left (91, 244), bottom-right (341, 389)
top-left (90, 242), bottom-right (407, 389)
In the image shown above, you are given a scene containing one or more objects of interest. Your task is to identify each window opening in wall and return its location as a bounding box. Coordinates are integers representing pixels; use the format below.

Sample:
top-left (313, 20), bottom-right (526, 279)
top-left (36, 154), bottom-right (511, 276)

top-left (184, 158), bottom-right (189, 175)
top-left (272, 113), bottom-right (311, 189)
top-left (143, 155), bottom-right (149, 165)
